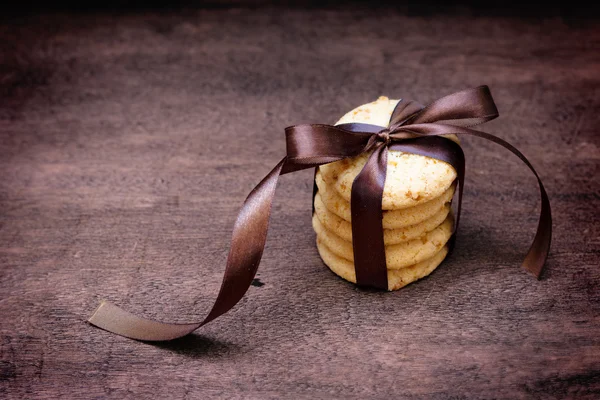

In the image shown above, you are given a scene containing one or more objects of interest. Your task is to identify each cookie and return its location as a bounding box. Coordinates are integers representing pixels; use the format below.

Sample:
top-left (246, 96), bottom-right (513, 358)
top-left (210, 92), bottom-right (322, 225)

top-left (315, 171), bottom-right (455, 229)
top-left (319, 151), bottom-right (457, 210)
top-left (336, 96), bottom-right (399, 126)
top-left (314, 191), bottom-right (451, 245)
top-left (316, 237), bottom-right (448, 291)
top-left (319, 96), bottom-right (459, 210)
top-left (312, 213), bottom-right (454, 270)
top-left (335, 96), bottom-right (460, 144)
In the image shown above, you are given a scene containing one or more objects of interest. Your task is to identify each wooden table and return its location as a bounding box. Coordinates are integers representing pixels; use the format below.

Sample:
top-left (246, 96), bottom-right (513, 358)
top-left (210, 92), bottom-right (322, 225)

top-left (1, 5), bottom-right (599, 399)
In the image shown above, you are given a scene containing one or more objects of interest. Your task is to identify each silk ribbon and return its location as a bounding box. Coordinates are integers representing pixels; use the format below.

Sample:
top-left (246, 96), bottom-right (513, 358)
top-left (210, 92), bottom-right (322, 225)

top-left (88, 86), bottom-right (551, 341)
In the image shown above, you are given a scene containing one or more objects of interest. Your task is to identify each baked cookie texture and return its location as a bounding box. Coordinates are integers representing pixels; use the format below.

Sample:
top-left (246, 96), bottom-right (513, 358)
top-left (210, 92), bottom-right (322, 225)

top-left (312, 214), bottom-right (453, 269)
top-left (312, 96), bottom-right (459, 290)
top-left (336, 96), bottom-right (399, 126)
top-left (314, 191), bottom-right (451, 245)
top-left (315, 171), bottom-right (455, 229)
top-left (323, 96), bottom-right (458, 210)
top-left (317, 238), bottom-right (449, 291)
top-left (320, 151), bottom-right (457, 210)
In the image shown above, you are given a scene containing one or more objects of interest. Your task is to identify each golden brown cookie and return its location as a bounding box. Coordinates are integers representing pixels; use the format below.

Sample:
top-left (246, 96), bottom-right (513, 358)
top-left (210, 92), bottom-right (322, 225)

top-left (315, 171), bottom-right (455, 229)
top-left (312, 213), bottom-right (453, 270)
top-left (316, 237), bottom-right (449, 291)
top-left (320, 96), bottom-right (459, 210)
top-left (314, 191), bottom-right (451, 245)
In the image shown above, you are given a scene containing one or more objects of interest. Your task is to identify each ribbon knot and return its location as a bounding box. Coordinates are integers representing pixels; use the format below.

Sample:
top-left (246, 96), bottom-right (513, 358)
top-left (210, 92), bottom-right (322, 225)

top-left (88, 86), bottom-right (552, 342)
top-left (376, 130), bottom-right (391, 145)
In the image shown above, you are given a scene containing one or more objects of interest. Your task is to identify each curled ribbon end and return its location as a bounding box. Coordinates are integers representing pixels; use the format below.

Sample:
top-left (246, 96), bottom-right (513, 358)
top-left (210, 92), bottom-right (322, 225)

top-left (523, 263), bottom-right (544, 280)
top-left (88, 300), bottom-right (128, 330)
top-left (88, 300), bottom-right (109, 324)
top-left (526, 268), bottom-right (541, 280)
top-left (88, 301), bottom-right (200, 341)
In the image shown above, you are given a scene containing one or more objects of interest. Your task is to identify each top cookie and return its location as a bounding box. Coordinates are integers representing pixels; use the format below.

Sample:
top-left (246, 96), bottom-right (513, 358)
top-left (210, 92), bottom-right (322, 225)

top-left (336, 96), bottom-right (399, 126)
top-left (320, 96), bottom-right (458, 210)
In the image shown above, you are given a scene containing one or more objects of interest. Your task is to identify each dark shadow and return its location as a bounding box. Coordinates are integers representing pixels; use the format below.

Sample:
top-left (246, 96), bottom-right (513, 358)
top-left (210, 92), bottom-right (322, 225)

top-left (1, 0), bottom-right (598, 19)
top-left (523, 369), bottom-right (600, 397)
top-left (439, 218), bottom-right (555, 284)
top-left (0, 33), bottom-right (55, 117)
top-left (149, 334), bottom-right (242, 359)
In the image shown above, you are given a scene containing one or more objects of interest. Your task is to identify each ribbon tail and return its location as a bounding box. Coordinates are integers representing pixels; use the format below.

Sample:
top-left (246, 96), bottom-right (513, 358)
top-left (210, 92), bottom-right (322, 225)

top-left (456, 130), bottom-right (551, 278)
top-left (350, 145), bottom-right (389, 290)
top-left (88, 158), bottom-right (288, 341)
top-left (393, 123), bottom-right (551, 278)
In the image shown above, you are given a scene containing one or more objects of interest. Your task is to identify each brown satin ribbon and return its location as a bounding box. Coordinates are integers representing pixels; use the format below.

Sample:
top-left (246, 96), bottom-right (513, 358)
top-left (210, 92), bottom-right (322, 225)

top-left (88, 86), bottom-right (552, 341)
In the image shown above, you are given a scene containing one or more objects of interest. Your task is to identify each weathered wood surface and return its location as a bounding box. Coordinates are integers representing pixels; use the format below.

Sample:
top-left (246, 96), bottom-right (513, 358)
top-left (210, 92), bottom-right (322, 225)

top-left (1, 6), bottom-right (599, 399)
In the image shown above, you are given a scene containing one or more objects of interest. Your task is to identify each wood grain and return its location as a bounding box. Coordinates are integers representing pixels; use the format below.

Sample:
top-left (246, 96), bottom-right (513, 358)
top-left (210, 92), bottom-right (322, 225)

top-left (1, 6), bottom-right (599, 399)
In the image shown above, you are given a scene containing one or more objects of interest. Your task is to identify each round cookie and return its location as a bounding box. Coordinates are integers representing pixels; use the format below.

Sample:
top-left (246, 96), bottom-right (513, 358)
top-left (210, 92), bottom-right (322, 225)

top-left (320, 151), bottom-right (457, 210)
top-left (312, 213), bottom-right (454, 270)
top-left (320, 96), bottom-right (459, 210)
top-left (335, 96), bottom-right (460, 144)
top-left (315, 171), bottom-right (455, 229)
top-left (316, 237), bottom-right (448, 291)
top-left (336, 96), bottom-right (399, 126)
top-left (314, 191), bottom-right (451, 245)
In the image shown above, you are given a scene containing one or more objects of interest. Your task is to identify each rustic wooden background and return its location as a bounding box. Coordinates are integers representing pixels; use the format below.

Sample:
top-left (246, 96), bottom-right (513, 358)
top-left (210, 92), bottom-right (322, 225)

top-left (1, 4), bottom-right (599, 399)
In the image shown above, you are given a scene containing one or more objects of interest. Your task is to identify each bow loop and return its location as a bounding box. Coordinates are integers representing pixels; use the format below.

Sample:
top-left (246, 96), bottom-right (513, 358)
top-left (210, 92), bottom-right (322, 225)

top-left (406, 86), bottom-right (499, 127)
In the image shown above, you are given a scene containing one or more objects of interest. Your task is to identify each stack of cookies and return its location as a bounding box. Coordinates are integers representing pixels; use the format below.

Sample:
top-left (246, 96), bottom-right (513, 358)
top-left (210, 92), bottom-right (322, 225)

top-left (313, 96), bottom-right (458, 290)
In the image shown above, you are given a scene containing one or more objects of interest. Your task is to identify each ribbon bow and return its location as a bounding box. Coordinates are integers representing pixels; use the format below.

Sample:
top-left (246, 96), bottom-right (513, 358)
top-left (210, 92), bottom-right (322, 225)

top-left (89, 86), bottom-right (552, 341)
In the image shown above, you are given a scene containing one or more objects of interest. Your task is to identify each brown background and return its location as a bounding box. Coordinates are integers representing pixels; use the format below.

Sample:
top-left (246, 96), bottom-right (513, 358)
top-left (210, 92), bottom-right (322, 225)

top-left (1, 3), bottom-right (599, 399)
